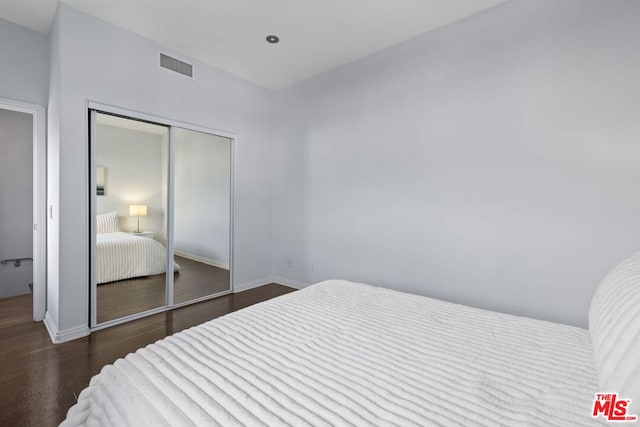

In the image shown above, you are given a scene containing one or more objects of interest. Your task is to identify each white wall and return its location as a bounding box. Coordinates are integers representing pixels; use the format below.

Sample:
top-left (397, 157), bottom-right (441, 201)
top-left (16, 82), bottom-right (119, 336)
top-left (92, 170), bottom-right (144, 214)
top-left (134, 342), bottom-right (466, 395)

top-left (273, 0), bottom-right (640, 327)
top-left (0, 109), bottom-right (33, 297)
top-left (46, 10), bottom-right (61, 327)
top-left (44, 0), bottom-right (640, 334)
top-left (0, 18), bottom-right (49, 105)
top-left (95, 124), bottom-right (168, 240)
top-left (47, 4), bottom-right (275, 335)
top-left (174, 129), bottom-right (231, 266)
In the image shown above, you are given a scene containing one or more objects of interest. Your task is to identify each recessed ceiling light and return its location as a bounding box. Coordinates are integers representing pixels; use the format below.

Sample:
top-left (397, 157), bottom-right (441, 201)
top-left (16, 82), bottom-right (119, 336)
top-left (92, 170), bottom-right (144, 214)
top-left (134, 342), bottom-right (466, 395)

top-left (266, 35), bottom-right (280, 44)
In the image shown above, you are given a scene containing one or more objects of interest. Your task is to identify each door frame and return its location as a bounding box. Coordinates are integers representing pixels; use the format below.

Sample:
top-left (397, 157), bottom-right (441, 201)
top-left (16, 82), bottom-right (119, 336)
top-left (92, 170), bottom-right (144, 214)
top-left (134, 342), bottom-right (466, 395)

top-left (0, 97), bottom-right (47, 321)
top-left (87, 101), bottom-right (236, 330)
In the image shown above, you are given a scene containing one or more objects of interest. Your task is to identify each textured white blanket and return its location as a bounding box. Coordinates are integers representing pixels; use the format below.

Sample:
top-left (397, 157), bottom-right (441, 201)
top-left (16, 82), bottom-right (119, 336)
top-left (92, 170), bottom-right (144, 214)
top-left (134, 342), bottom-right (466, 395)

top-left (62, 280), bottom-right (605, 426)
top-left (96, 232), bottom-right (179, 284)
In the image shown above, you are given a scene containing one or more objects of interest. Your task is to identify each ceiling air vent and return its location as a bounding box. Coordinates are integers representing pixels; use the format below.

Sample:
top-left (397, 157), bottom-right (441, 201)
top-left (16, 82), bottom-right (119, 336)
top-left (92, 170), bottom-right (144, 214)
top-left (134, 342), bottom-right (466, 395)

top-left (160, 53), bottom-right (193, 78)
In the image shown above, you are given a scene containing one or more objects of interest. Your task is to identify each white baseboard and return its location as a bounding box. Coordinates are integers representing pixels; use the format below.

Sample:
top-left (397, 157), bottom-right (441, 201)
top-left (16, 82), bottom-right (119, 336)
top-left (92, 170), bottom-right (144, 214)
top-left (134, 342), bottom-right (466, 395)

top-left (233, 275), bottom-right (312, 293)
top-left (233, 277), bottom-right (275, 293)
top-left (272, 276), bottom-right (311, 290)
top-left (43, 311), bottom-right (57, 342)
top-left (44, 311), bottom-right (90, 344)
top-left (175, 250), bottom-right (229, 270)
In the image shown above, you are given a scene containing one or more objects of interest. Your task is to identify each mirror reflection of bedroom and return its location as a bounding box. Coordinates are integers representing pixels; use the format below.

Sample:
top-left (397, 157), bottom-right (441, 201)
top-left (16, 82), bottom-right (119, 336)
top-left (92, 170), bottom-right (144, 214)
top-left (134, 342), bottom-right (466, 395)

top-left (92, 112), bottom-right (232, 326)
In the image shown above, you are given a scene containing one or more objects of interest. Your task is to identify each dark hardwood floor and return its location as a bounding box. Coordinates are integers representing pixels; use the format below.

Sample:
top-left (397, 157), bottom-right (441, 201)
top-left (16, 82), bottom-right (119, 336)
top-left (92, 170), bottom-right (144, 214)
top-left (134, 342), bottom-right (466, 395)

top-left (97, 255), bottom-right (230, 323)
top-left (0, 284), bottom-right (295, 427)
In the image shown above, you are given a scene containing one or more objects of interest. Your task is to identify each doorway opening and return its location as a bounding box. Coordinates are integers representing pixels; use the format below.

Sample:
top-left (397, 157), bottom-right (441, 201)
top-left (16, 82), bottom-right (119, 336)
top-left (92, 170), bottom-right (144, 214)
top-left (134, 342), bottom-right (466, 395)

top-left (0, 98), bottom-right (47, 321)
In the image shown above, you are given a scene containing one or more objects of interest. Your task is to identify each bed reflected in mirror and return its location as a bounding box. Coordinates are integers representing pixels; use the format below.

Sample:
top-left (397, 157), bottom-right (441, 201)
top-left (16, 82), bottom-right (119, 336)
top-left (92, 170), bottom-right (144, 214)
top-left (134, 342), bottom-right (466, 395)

top-left (91, 110), bottom-right (233, 327)
top-left (173, 127), bottom-right (232, 304)
top-left (94, 112), bottom-right (171, 324)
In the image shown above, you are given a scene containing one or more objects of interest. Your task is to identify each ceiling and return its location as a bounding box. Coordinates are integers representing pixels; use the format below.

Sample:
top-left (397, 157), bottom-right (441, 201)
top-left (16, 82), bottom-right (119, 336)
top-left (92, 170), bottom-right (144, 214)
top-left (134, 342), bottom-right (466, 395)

top-left (0, 0), bottom-right (508, 90)
top-left (0, 0), bottom-right (58, 33)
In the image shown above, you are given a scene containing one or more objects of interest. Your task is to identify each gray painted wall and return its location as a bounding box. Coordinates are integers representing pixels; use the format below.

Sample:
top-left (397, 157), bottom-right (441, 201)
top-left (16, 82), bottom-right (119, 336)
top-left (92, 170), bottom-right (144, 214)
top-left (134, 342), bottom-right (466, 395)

top-left (47, 4), bottom-right (275, 333)
top-left (273, 0), bottom-right (640, 327)
top-left (0, 109), bottom-right (33, 297)
top-left (0, 18), bottom-right (49, 105)
top-left (47, 8), bottom-right (62, 325)
top-left (41, 0), bottom-right (640, 332)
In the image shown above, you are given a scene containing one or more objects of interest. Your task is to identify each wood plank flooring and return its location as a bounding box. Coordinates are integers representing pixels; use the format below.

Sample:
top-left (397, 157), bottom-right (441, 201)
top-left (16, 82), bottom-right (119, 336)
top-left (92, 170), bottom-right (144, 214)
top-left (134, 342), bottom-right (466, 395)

top-left (0, 284), bottom-right (295, 427)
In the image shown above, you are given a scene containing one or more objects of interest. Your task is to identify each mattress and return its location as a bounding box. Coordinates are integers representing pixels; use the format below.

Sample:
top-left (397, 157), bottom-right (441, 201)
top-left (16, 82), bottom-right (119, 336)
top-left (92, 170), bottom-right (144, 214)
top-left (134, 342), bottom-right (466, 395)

top-left (96, 232), bottom-right (179, 284)
top-left (61, 280), bottom-right (605, 426)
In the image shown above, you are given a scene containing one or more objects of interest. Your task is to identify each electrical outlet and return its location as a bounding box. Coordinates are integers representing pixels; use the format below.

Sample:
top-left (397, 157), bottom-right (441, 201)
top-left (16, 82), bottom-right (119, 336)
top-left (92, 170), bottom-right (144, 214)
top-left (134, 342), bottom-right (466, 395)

top-left (287, 258), bottom-right (293, 268)
top-left (311, 263), bottom-right (318, 272)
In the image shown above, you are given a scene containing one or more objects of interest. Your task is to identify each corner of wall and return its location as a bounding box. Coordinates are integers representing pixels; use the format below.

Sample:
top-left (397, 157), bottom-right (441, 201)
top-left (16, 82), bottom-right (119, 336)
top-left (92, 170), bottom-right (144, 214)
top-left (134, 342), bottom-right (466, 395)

top-left (46, 4), bottom-right (62, 329)
top-left (234, 276), bottom-right (276, 293)
top-left (272, 276), bottom-right (310, 290)
top-left (233, 275), bottom-right (310, 293)
top-left (44, 311), bottom-right (90, 344)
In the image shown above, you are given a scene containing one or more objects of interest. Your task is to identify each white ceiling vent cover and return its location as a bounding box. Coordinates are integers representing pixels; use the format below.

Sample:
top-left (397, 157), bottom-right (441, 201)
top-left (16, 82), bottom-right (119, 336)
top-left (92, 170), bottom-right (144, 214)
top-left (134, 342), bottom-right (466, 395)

top-left (160, 53), bottom-right (193, 78)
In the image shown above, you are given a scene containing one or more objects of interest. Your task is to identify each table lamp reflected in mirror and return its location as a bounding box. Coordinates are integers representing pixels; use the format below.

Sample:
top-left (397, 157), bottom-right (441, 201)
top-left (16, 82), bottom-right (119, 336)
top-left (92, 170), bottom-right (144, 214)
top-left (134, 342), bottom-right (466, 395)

top-left (129, 204), bottom-right (147, 233)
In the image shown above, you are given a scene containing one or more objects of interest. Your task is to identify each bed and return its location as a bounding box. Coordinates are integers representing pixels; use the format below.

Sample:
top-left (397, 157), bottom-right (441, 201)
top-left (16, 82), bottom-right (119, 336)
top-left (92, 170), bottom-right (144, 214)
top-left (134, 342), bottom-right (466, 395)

top-left (96, 232), bottom-right (179, 284)
top-left (96, 212), bottom-right (179, 284)
top-left (62, 252), bottom-right (640, 426)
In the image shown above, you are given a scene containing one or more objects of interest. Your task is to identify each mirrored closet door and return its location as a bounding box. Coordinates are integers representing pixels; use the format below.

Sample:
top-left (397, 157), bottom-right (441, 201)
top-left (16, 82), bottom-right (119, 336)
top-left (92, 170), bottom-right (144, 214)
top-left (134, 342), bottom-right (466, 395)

top-left (172, 128), bottom-right (232, 304)
top-left (90, 109), bottom-right (233, 328)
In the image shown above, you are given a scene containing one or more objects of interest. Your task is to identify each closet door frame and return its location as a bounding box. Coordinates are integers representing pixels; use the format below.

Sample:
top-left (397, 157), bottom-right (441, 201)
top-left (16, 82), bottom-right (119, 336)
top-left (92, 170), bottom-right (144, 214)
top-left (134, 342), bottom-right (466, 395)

top-left (88, 101), bottom-right (235, 331)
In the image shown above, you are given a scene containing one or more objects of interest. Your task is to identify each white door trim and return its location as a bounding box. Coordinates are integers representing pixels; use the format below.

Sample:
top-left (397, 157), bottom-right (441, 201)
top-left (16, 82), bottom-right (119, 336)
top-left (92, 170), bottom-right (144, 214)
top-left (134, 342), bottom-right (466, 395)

top-left (0, 97), bottom-right (47, 321)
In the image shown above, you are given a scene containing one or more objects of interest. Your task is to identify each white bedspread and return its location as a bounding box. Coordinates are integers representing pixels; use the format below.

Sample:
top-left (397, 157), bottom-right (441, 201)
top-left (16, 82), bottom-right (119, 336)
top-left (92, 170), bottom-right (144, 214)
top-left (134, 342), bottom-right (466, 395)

top-left (62, 280), bottom-right (605, 426)
top-left (96, 232), bottom-right (179, 284)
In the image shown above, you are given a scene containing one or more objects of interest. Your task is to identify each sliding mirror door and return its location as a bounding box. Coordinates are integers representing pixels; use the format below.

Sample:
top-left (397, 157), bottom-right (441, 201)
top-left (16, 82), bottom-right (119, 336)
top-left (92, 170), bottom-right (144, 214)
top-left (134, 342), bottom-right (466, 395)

top-left (90, 108), bottom-right (234, 328)
top-left (172, 128), bottom-right (232, 304)
top-left (93, 112), bottom-right (170, 325)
